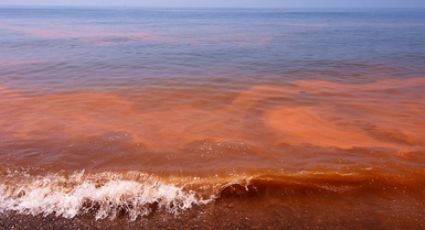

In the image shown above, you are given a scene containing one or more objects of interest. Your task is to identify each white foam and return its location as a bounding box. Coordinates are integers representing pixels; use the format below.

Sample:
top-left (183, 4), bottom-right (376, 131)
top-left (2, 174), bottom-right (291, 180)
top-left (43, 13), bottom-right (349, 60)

top-left (0, 171), bottom-right (212, 221)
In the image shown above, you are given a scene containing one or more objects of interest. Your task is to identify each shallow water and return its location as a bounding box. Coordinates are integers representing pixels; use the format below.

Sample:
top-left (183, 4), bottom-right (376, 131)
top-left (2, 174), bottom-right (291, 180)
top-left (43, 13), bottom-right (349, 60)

top-left (0, 8), bottom-right (425, 228)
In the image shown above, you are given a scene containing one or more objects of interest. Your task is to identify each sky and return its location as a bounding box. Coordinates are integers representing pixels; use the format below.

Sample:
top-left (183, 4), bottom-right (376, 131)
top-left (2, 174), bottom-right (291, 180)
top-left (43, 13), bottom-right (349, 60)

top-left (1, 0), bottom-right (425, 8)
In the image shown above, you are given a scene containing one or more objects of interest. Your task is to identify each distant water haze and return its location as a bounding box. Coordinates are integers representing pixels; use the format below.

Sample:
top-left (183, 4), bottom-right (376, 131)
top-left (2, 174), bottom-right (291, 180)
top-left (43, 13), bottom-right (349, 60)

top-left (1, 0), bottom-right (425, 8)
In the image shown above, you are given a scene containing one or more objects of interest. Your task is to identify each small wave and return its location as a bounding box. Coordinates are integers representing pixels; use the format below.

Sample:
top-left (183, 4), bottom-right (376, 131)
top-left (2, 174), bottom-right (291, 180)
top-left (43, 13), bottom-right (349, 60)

top-left (0, 171), bottom-right (212, 221)
top-left (0, 169), bottom-right (423, 221)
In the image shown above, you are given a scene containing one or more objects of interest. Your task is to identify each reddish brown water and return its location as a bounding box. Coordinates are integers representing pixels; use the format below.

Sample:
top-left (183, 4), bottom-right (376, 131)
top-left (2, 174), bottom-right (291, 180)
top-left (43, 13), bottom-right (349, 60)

top-left (1, 78), bottom-right (425, 172)
top-left (1, 77), bottom-right (425, 228)
top-left (1, 8), bottom-right (425, 229)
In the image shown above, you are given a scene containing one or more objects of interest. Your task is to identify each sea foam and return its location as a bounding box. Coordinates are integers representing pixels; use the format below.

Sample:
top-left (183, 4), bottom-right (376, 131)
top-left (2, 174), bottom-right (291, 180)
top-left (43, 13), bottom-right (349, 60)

top-left (0, 171), bottom-right (212, 221)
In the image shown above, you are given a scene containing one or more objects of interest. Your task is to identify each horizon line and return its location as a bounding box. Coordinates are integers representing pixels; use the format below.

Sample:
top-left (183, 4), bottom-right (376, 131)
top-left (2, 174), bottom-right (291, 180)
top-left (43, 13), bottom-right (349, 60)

top-left (0, 5), bottom-right (424, 10)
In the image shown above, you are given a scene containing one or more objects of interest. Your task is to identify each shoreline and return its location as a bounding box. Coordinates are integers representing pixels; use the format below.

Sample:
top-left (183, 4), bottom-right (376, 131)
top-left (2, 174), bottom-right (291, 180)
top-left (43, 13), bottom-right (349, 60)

top-left (2, 192), bottom-right (425, 230)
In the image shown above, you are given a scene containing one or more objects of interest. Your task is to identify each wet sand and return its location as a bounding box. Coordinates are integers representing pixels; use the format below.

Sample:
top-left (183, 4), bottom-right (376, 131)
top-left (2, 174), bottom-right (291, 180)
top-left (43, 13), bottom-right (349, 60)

top-left (2, 190), bottom-right (425, 230)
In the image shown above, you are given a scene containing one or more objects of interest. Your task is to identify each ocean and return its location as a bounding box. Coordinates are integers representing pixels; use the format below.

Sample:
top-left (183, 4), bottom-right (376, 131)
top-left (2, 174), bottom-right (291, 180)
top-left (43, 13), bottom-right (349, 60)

top-left (0, 8), bottom-right (425, 229)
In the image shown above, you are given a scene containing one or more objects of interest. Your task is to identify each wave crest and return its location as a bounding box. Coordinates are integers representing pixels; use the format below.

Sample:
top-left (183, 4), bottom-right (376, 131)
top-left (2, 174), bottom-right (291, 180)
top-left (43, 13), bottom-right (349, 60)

top-left (0, 171), bottom-right (212, 221)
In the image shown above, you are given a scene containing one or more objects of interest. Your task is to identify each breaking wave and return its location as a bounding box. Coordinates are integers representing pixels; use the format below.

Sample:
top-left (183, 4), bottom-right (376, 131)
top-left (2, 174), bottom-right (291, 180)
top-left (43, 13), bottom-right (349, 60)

top-left (0, 171), bottom-right (213, 221)
top-left (0, 168), bottom-right (424, 221)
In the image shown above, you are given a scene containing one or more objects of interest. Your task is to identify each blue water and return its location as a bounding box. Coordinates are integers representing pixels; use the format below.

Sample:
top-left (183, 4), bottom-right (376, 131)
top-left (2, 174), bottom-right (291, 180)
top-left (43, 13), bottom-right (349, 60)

top-left (0, 8), bottom-right (425, 91)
